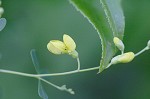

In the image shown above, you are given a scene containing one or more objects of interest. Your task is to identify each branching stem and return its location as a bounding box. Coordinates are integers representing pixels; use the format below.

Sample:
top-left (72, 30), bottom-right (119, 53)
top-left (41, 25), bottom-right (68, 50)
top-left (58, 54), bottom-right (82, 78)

top-left (0, 66), bottom-right (100, 78)
top-left (0, 65), bottom-right (99, 94)
top-left (0, 45), bottom-right (149, 94)
top-left (36, 66), bottom-right (99, 77)
top-left (135, 46), bottom-right (149, 57)
top-left (38, 77), bottom-right (62, 90)
top-left (1, 44), bottom-right (149, 78)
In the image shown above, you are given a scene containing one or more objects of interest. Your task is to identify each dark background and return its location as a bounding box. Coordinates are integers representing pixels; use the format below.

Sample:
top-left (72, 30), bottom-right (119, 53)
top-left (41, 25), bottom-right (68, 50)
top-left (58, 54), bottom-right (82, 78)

top-left (0, 0), bottom-right (150, 99)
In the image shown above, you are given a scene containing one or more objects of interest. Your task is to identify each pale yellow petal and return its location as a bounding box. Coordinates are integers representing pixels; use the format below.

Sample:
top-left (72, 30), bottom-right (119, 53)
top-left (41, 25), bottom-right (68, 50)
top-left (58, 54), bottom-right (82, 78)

top-left (63, 34), bottom-right (76, 51)
top-left (118, 52), bottom-right (135, 63)
top-left (47, 40), bottom-right (67, 54)
top-left (111, 52), bottom-right (135, 64)
top-left (113, 37), bottom-right (124, 51)
top-left (47, 42), bottom-right (61, 54)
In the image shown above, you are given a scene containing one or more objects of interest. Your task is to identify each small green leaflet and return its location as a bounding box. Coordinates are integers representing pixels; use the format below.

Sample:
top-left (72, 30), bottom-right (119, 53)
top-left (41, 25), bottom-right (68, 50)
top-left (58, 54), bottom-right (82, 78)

top-left (30, 49), bottom-right (48, 99)
top-left (70, 0), bottom-right (125, 72)
top-left (0, 18), bottom-right (6, 31)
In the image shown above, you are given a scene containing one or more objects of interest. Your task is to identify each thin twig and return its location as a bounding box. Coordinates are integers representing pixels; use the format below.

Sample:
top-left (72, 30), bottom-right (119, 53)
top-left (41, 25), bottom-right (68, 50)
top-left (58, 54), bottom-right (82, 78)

top-left (0, 66), bottom-right (100, 78)
top-left (135, 46), bottom-right (149, 57)
top-left (77, 57), bottom-right (80, 71)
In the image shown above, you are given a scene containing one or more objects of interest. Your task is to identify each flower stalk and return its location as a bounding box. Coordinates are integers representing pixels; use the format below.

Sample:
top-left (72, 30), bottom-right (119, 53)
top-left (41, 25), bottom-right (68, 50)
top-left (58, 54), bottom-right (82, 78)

top-left (0, 35), bottom-right (149, 95)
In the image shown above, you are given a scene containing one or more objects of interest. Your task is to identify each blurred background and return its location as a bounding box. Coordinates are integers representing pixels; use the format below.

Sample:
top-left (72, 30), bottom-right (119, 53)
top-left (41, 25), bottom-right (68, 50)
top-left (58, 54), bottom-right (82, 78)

top-left (0, 0), bottom-right (150, 99)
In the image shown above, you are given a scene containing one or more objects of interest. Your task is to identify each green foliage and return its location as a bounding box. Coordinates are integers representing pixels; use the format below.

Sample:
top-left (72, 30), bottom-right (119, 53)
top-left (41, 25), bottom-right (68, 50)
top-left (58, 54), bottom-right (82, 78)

top-left (0, 18), bottom-right (6, 31)
top-left (38, 81), bottom-right (48, 99)
top-left (1, 0), bottom-right (150, 99)
top-left (70, 0), bottom-right (125, 72)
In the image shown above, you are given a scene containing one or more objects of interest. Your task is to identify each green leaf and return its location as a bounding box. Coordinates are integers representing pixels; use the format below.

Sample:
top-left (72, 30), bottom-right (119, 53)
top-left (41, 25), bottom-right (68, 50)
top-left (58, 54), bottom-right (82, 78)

top-left (30, 49), bottom-right (48, 99)
top-left (0, 18), bottom-right (6, 31)
top-left (70, 0), bottom-right (125, 72)
top-left (30, 49), bottom-right (40, 73)
top-left (38, 81), bottom-right (48, 99)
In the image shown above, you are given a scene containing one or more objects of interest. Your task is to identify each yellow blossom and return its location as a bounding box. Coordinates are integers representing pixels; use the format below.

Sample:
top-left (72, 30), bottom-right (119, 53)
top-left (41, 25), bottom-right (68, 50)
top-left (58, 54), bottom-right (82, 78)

top-left (111, 52), bottom-right (135, 64)
top-left (47, 34), bottom-right (78, 58)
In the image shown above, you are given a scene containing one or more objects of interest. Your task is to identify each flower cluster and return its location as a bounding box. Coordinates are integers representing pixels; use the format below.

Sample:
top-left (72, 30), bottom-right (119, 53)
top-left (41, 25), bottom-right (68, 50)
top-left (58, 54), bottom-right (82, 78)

top-left (111, 52), bottom-right (135, 65)
top-left (111, 37), bottom-right (135, 65)
top-left (47, 34), bottom-right (78, 58)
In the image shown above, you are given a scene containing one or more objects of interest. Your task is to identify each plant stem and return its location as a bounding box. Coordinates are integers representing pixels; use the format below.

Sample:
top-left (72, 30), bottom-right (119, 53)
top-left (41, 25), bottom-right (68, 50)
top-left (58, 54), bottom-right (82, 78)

top-left (36, 66), bottom-right (99, 77)
top-left (38, 77), bottom-right (61, 90)
top-left (1, 45), bottom-right (149, 78)
top-left (121, 50), bottom-right (124, 55)
top-left (0, 69), bottom-right (36, 78)
top-left (135, 46), bottom-right (149, 57)
top-left (39, 78), bottom-right (75, 94)
top-left (77, 57), bottom-right (80, 71)
top-left (0, 66), bottom-right (100, 78)
top-left (0, 69), bottom-right (75, 94)
top-left (105, 63), bottom-right (112, 69)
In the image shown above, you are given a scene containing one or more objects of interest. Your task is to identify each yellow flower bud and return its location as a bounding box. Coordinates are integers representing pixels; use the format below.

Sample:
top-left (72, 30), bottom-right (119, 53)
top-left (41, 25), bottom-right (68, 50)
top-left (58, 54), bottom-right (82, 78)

top-left (47, 40), bottom-right (67, 54)
top-left (111, 52), bottom-right (135, 64)
top-left (113, 37), bottom-right (124, 52)
top-left (118, 52), bottom-right (135, 63)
